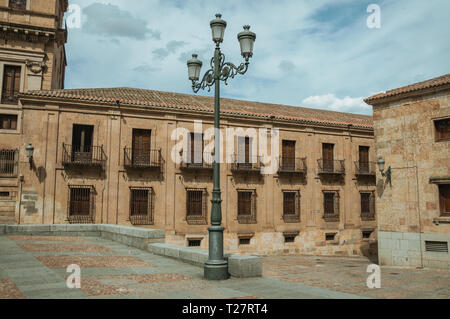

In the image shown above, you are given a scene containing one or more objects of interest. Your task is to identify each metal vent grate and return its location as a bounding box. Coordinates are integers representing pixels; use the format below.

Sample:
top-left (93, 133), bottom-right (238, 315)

top-left (188, 239), bottom-right (201, 247)
top-left (425, 241), bottom-right (448, 253)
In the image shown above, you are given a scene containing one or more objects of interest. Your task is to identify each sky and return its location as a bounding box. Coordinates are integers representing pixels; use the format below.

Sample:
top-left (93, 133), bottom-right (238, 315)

top-left (63, 0), bottom-right (450, 115)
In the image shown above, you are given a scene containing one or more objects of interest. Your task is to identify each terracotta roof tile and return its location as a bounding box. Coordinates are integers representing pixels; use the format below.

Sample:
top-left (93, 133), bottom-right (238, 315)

top-left (365, 73), bottom-right (450, 103)
top-left (22, 87), bottom-right (373, 129)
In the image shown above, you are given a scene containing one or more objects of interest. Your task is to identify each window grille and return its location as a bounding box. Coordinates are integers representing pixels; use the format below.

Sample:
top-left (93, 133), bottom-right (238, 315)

top-left (68, 185), bottom-right (95, 224)
top-left (129, 187), bottom-right (154, 225)
top-left (282, 190), bottom-right (300, 223)
top-left (186, 188), bottom-right (207, 225)
top-left (237, 189), bottom-right (257, 224)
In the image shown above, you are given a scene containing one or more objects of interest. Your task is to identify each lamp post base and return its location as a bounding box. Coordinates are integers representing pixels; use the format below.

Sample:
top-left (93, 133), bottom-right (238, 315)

top-left (204, 260), bottom-right (229, 280)
top-left (204, 225), bottom-right (229, 280)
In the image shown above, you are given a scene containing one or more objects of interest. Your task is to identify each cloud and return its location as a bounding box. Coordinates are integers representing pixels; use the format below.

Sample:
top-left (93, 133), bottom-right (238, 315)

top-left (153, 40), bottom-right (187, 60)
top-left (302, 94), bottom-right (372, 114)
top-left (83, 3), bottom-right (161, 40)
top-left (65, 0), bottom-right (450, 116)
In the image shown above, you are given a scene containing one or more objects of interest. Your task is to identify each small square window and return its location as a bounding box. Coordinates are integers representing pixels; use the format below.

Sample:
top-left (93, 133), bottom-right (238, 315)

top-left (239, 238), bottom-right (251, 245)
top-left (362, 230), bottom-right (373, 239)
top-left (325, 233), bottom-right (336, 241)
top-left (284, 236), bottom-right (295, 243)
top-left (188, 239), bottom-right (201, 247)
top-left (0, 192), bottom-right (10, 197)
top-left (0, 114), bottom-right (18, 130)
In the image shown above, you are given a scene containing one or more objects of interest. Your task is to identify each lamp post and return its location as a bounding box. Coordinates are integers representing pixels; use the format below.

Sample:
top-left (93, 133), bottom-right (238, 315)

top-left (25, 144), bottom-right (34, 170)
top-left (187, 13), bottom-right (256, 280)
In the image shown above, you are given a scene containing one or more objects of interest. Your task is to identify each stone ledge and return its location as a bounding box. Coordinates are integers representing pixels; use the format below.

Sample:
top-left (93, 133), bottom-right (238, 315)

top-left (148, 243), bottom-right (262, 278)
top-left (1, 224), bottom-right (165, 250)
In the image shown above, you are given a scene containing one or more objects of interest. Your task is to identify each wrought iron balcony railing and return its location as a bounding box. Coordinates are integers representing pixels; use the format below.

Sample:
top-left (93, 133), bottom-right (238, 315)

top-left (278, 157), bottom-right (307, 174)
top-left (231, 154), bottom-right (262, 173)
top-left (62, 144), bottom-right (106, 168)
top-left (0, 149), bottom-right (18, 177)
top-left (124, 148), bottom-right (162, 169)
top-left (317, 159), bottom-right (345, 175)
top-left (354, 161), bottom-right (376, 176)
top-left (180, 153), bottom-right (214, 170)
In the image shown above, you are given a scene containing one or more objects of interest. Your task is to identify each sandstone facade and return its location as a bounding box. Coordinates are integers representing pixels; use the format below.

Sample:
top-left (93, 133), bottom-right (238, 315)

top-left (365, 74), bottom-right (450, 268)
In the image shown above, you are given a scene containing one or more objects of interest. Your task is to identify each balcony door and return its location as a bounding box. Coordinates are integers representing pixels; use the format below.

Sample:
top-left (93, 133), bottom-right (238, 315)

top-left (237, 136), bottom-right (252, 169)
top-left (188, 133), bottom-right (203, 166)
top-left (322, 143), bottom-right (334, 172)
top-left (282, 140), bottom-right (295, 171)
top-left (132, 129), bottom-right (151, 165)
top-left (359, 146), bottom-right (369, 173)
top-left (72, 125), bottom-right (93, 163)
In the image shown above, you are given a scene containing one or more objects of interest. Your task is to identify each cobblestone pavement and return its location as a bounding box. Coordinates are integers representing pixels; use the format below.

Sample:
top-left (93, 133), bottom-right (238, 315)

top-left (0, 235), bottom-right (448, 299)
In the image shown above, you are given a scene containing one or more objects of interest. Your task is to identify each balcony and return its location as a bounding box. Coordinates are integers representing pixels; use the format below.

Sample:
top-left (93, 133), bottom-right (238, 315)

top-left (231, 155), bottom-right (262, 173)
top-left (354, 161), bottom-right (376, 176)
top-left (317, 159), bottom-right (345, 175)
top-left (278, 157), bottom-right (307, 174)
top-left (62, 144), bottom-right (106, 168)
top-left (180, 153), bottom-right (214, 171)
top-left (124, 148), bottom-right (162, 169)
top-left (0, 149), bottom-right (18, 177)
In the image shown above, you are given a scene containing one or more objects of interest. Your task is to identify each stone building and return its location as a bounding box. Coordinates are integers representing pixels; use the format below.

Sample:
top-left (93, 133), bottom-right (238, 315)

top-left (0, 0), bottom-right (67, 226)
top-left (365, 74), bottom-right (450, 268)
top-left (0, 0), bottom-right (378, 257)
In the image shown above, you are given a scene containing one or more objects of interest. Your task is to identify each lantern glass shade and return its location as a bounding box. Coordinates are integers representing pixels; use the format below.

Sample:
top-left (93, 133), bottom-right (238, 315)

top-left (237, 25), bottom-right (256, 58)
top-left (210, 14), bottom-right (227, 43)
top-left (377, 157), bottom-right (385, 172)
top-left (25, 144), bottom-right (34, 158)
top-left (187, 54), bottom-right (202, 81)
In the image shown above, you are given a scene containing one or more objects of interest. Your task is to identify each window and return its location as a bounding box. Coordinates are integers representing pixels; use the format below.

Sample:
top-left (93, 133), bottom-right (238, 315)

top-left (132, 129), bottom-right (151, 166)
top-left (439, 184), bottom-right (450, 216)
top-left (359, 146), bottom-right (370, 173)
top-left (281, 140), bottom-right (296, 170)
top-left (435, 119), bottom-right (450, 141)
top-left (425, 241), bottom-right (448, 253)
top-left (325, 233), bottom-right (336, 241)
top-left (186, 188), bottom-right (207, 224)
top-left (68, 186), bottom-right (94, 223)
top-left (323, 191), bottom-right (339, 221)
top-left (239, 238), bottom-right (251, 245)
top-left (284, 236), bottom-right (295, 243)
top-left (362, 230), bottom-right (373, 239)
top-left (322, 143), bottom-right (334, 172)
top-left (282, 190), bottom-right (300, 223)
top-left (188, 133), bottom-right (204, 164)
top-left (0, 192), bottom-right (10, 198)
top-left (70, 125), bottom-right (94, 163)
top-left (129, 187), bottom-right (154, 225)
top-left (2, 65), bottom-right (21, 104)
top-left (0, 149), bottom-right (18, 176)
top-left (0, 114), bottom-right (17, 130)
top-left (237, 136), bottom-right (253, 165)
top-left (9, 0), bottom-right (26, 10)
top-left (237, 190), bottom-right (256, 224)
top-left (188, 239), bottom-right (201, 247)
top-left (361, 192), bottom-right (375, 220)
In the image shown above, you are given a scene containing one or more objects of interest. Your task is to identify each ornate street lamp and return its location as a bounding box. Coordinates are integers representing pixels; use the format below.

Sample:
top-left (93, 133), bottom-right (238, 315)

top-left (25, 144), bottom-right (34, 170)
top-left (377, 156), bottom-right (391, 185)
top-left (187, 13), bottom-right (256, 280)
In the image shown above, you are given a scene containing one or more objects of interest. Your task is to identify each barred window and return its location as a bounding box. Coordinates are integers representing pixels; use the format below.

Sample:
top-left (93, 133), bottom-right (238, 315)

top-left (0, 149), bottom-right (18, 176)
top-left (68, 185), bottom-right (94, 224)
top-left (9, 0), bottom-right (26, 10)
top-left (323, 191), bottom-right (339, 221)
top-left (237, 190), bottom-right (256, 224)
top-left (282, 190), bottom-right (300, 223)
top-left (360, 191), bottom-right (375, 221)
top-left (129, 187), bottom-right (154, 225)
top-left (186, 188), bottom-right (207, 224)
